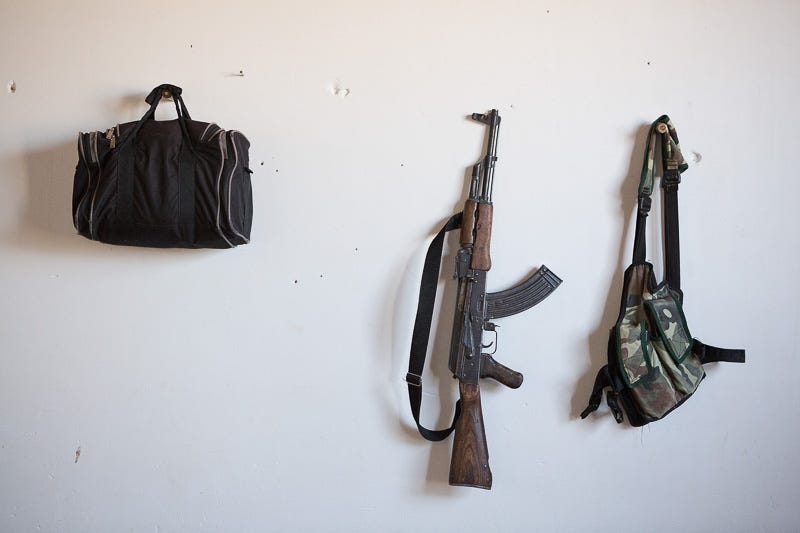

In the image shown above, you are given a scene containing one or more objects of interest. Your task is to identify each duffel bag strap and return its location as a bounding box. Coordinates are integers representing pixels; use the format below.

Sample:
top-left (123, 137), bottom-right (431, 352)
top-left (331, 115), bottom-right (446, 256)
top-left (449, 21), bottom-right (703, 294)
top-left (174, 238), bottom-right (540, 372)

top-left (406, 213), bottom-right (463, 442)
top-left (117, 84), bottom-right (197, 232)
top-left (145, 84), bottom-right (191, 120)
top-left (122, 84), bottom-right (194, 148)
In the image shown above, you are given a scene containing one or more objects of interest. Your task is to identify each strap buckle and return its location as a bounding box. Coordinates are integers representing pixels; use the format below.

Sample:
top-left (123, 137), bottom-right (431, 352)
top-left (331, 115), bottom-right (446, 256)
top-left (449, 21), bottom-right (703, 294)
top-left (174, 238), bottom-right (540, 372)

top-left (663, 168), bottom-right (681, 191)
top-left (638, 195), bottom-right (652, 214)
top-left (405, 372), bottom-right (422, 387)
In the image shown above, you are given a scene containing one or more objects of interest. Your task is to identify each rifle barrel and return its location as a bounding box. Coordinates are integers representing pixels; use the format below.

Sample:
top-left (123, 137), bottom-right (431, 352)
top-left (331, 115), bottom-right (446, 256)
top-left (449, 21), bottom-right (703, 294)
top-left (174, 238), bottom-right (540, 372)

top-left (480, 110), bottom-right (500, 201)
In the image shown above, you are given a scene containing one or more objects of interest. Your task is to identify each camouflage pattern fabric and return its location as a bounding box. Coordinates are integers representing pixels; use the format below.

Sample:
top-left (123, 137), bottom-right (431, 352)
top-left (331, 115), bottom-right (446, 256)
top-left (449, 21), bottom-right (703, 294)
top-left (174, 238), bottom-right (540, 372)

top-left (644, 285), bottom-right (692, 363)
top-left (638, 115), bottom-right (689, 197)
top-left (615, 264), bottom-right (705, 420)
top-left (617, 311), bottom-right (649, 386)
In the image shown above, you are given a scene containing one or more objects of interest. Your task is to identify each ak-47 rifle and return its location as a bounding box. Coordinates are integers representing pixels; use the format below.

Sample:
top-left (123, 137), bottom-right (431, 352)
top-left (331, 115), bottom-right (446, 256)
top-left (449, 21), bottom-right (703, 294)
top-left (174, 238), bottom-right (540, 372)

top-left (406, 109), bottom-right (562, 489)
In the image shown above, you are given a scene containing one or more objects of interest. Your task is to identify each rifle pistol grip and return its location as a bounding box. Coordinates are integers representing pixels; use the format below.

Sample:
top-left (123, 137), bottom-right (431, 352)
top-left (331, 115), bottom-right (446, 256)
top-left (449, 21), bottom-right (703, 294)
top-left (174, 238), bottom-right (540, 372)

top-left (480, 354), bottom-right (523, 389)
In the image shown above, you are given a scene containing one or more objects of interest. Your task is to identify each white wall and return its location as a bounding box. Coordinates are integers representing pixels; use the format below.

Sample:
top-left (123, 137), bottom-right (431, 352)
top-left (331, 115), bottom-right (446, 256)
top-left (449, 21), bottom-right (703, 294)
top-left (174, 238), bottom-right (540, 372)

top-left (1, 1), bottom-right (798, 531)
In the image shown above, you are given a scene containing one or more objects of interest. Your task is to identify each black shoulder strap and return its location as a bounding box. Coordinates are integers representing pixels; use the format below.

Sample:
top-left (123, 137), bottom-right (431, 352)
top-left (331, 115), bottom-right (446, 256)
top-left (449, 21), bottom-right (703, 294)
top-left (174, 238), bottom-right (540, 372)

top-left (406, 213), bottom-right (462, 441)
top-left (632, 116), bottom-right (688, 292)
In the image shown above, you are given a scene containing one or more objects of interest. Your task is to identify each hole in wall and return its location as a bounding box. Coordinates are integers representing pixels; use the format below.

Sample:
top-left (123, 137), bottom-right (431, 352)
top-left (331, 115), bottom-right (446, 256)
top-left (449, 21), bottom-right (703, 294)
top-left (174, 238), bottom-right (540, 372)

top-left (7, 80), bottom-right (16, 94)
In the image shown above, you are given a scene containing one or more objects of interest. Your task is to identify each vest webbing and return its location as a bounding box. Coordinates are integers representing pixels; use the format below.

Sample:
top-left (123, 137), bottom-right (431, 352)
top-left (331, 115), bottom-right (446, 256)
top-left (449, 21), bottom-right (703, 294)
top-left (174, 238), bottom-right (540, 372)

top-left (581, 115), bottom-right (745, 423)
top-left (632, 115), bottom-right (687, 291)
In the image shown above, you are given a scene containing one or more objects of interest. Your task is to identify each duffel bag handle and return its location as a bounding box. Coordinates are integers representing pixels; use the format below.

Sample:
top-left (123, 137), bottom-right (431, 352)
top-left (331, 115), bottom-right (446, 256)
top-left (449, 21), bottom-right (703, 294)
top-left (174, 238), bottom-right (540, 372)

top-left (144, 84), bottom-right (191, 120)
top-left (120, 83), bottom-right (194, 150)
top-left (115, 84), bottom-right (198, 231)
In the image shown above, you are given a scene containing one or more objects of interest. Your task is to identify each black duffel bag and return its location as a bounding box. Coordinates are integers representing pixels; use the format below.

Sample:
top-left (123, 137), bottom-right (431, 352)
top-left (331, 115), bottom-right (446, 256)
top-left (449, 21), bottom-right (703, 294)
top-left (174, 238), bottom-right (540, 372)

top-left (72, 84), bottom-right (253, 248)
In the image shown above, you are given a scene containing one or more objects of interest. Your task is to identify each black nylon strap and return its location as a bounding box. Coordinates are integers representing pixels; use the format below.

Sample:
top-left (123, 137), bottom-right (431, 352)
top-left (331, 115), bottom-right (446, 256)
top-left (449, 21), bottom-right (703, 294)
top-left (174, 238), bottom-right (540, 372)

top-left (693, 339), bottom-right (746, 364)
top-left (580, 365), bottom-right (623, 423)
top-left (631, 119), bottom-right (684, 288)
top-left (663, 169), bottom-right (681, 291)
top-left (178, 141), bottom-right (196, 235)
top-left (122, 86), bottom-right (192, 149)
top-left (580, 365), bottom-right (610, 418)
top-left (632, 199), bottom-right (649, 264)
top-left (117, 86), bottom-right (197, 230)
top-left (632, 171), bottom-right (681, 278)
top-left (117, 139), bottom-right (135, 224)
top-left (407, 213), bottom-right (463, 441)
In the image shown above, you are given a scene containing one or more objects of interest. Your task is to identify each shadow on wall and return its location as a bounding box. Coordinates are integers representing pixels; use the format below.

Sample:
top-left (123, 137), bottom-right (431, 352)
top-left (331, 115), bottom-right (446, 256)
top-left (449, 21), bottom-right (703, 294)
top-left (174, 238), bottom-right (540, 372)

top-left (570, 122), bottom-right (651, 421)
top-left (7, 138), bottom-right (86, 255)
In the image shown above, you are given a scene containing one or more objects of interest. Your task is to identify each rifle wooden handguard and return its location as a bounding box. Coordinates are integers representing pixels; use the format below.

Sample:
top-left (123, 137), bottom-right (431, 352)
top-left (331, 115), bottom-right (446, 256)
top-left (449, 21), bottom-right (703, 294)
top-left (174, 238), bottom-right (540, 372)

top-left (471, 202), bottom-right (493, 271)
top-left (460, 199), bottom-right (477, 245)
top-left (449, 382), bottom-right (492, 489)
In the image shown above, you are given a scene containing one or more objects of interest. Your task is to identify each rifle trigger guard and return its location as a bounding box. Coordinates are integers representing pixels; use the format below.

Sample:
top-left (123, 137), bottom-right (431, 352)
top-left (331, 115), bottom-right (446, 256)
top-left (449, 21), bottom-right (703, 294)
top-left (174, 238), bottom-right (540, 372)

top-left (482, 328), bottom-right (498, 355)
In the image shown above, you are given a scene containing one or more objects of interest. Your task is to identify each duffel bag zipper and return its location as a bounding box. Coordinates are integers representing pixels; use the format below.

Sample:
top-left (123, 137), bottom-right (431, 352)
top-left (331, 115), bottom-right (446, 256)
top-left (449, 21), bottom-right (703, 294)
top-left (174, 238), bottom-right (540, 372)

top-left (84, 127), bottom-right (118, 240)
top-left (87, 130), bottom-right (104, 240)
top-left (73, 133), bottom-right (90, 231)
top-left (105, 127), bottom-right (116, 148)
top-left (213, 129), bottom-right (234, 248)
top-left (74, 131), bottom-right (102, 237)
top-left (226, 131), bottom-right (249, 244)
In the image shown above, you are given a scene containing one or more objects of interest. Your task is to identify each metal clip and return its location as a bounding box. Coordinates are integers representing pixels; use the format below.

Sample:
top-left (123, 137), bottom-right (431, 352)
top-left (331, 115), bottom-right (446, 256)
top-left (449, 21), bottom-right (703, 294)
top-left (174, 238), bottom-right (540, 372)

top-left (638, 195), bottom-right (652, 214)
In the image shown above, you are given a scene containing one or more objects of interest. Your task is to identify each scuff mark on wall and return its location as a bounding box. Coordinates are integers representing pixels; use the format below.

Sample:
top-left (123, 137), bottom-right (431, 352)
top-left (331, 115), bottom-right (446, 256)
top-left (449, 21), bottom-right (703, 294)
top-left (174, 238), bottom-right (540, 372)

top-left (74, 446), bottom-right (81, 463)
top-left (328, 82), bottom-right (351, 98)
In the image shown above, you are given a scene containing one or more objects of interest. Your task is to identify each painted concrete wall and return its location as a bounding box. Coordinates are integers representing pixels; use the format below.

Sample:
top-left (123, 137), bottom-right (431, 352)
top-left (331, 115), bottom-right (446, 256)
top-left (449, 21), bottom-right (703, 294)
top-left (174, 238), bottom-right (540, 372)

top-left (1, 1), bottom-right (798, 531)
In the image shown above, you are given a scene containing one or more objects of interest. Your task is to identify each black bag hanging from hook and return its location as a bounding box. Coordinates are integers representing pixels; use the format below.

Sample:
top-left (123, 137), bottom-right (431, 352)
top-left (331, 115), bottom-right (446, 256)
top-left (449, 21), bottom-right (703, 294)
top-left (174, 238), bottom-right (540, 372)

top-left (72, 84), bottom-right (253, 248)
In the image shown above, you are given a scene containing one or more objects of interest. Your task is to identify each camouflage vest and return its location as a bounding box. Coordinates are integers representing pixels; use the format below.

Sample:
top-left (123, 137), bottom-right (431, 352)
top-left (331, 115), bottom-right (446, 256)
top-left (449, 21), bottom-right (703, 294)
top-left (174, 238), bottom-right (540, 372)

top-left (581, 116), bottom-right (745, 426)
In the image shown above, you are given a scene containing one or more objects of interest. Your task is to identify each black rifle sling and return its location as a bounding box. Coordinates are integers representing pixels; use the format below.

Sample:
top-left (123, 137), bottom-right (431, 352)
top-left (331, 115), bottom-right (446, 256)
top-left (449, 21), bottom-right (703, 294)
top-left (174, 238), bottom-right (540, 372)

top-left (406, 212), bottom-right (463, 441)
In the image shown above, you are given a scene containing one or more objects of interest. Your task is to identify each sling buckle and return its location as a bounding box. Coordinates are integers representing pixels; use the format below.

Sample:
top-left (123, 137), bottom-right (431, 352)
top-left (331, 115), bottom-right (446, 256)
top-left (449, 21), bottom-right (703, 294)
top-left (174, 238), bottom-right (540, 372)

top-left (405, 372), bottom-right (422, 387)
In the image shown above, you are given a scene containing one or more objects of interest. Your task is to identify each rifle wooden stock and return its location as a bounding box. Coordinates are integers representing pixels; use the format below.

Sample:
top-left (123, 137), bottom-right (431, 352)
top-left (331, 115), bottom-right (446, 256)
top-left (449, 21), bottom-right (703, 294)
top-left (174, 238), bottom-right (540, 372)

top-left (449, 382), bottom-right (492, 489)
top-left (460, 199), bottom-right (477, 245)
top-left (471, 202), bottom-right (493, 271)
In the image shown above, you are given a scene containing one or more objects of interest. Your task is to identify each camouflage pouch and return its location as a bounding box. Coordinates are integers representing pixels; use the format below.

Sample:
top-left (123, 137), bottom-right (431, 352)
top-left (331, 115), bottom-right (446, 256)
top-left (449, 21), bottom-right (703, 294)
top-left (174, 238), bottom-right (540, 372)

top-left (581, 116), bottom-right (744, 426)
top-left (615, 263), bottom-right (704, 421)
